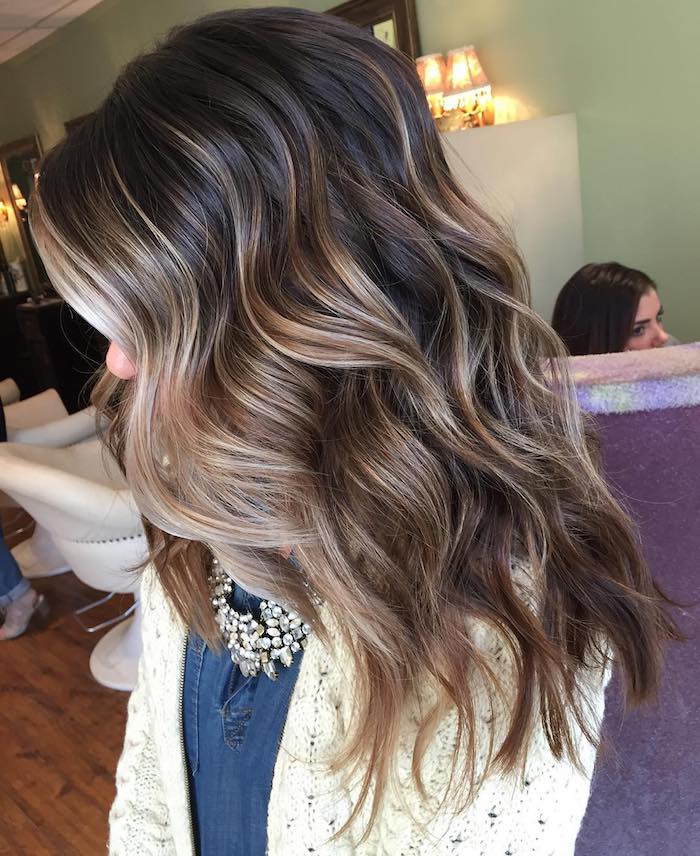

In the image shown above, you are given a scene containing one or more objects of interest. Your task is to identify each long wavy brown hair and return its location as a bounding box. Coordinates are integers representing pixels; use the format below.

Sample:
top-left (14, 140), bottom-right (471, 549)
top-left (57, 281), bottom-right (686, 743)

top-left (31, 7), bottom-right (675, 836)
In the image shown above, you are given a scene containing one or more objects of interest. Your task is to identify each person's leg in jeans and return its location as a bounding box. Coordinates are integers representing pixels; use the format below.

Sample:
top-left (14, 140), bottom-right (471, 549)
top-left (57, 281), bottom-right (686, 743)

top-left (0, 404), bottom-right (46, 639)
top-left (0, 533), bottom-right (44, 640)
top-left (0, 533), bottom-right (30, 605)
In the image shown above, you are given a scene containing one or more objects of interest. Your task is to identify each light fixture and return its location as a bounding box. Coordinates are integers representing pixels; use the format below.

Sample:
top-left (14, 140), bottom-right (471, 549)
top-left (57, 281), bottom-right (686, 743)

top-left (415, 53), bottom-right (447, 118)
top-left (446, 45), bottom-right (488, 91)
top-left (12, 183), bottom-right (27, 210)
top-left (0, 201), bottom-right (8, 223)
top-left (416, 45), bottom-right (495, 131)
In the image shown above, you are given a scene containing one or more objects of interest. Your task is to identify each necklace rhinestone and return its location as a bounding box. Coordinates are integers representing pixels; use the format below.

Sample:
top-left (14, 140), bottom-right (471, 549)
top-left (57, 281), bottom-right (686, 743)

top-left (208, 559), bottom-right (312, 681)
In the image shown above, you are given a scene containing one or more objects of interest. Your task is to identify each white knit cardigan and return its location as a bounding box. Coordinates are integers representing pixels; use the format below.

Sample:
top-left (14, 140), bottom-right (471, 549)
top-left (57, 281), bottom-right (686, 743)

top-left (109, 565), bottom-right (610, 856)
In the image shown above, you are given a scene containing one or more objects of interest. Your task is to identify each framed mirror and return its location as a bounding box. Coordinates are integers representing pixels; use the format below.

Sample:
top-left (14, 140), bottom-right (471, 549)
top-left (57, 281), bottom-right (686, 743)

top-left (0, 134), bottom-right (47, 299)
top-left (328, 0), bottom-right (421, 59)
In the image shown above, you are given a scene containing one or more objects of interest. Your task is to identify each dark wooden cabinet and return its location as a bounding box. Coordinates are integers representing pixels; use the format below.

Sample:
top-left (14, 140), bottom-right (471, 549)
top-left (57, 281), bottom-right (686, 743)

top-left (0, 293), bottom-right (38, 398)
top-left (14, 297), bottom-right (108, 412)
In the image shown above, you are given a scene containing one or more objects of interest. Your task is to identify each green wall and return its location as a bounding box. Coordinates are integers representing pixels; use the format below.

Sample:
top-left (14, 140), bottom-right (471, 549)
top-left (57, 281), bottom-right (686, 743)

top-left (420, 0), bottom-right (700, 341)
top-left (1, 0), bottom-right (698, 340)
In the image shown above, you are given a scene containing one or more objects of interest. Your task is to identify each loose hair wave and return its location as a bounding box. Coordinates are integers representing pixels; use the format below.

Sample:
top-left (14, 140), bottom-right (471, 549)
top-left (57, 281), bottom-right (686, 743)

top-left (32, 7), bottom-right (675, 836)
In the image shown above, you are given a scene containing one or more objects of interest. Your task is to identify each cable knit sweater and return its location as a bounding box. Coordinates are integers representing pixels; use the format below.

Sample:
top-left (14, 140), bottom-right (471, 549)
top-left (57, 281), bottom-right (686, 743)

top-left (109, 565), bottom-right (610, 856)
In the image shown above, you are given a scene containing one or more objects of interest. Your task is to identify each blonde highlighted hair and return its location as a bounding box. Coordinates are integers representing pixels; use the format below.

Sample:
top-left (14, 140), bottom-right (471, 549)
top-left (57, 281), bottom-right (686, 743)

top-left (32, 7), bottom-right (676, 836)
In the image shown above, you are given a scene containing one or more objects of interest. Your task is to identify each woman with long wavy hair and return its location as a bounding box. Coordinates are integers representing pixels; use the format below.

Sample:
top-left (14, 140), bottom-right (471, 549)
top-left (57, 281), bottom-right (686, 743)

top-left (31, 9), bottom-right (675, 855)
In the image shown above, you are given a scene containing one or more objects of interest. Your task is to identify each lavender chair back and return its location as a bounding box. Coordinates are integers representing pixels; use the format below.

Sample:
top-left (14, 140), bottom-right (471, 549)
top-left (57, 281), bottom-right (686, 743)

top-left (572, 344), bottom-right (700, 855)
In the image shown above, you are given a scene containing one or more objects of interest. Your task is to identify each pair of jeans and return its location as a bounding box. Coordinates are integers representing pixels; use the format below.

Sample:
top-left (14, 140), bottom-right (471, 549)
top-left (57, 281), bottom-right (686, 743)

top-left (0, 533), bottom-right (29, 608)
top-left (183, 584), bottom-right (303, 856)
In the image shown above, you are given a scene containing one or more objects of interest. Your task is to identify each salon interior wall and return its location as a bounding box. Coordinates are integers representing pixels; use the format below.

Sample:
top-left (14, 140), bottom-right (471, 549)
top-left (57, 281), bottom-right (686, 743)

top-left (444, 114), bottom-right (583, 323)
top-left (0, 0), bottom-right (697, 340)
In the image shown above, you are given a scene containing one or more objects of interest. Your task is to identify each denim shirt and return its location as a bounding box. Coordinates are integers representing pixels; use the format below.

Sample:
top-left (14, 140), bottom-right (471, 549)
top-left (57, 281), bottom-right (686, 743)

top-left (183, 584), bottom-right (303, 856)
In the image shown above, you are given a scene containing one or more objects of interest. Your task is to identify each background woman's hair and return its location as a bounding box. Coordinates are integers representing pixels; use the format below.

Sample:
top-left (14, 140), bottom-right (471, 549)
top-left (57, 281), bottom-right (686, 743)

top-left (31, 8), bottom-right (676, 836)
top-left (552, 261), bottom-right (657, 355)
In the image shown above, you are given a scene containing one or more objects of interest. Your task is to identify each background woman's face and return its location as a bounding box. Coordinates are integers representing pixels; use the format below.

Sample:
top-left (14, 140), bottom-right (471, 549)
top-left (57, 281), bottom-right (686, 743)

top-left (625, 289), bottom-right (669, 351)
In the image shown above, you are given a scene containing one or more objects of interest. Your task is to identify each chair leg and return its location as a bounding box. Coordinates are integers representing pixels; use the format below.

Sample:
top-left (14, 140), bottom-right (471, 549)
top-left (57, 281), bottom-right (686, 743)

top-left (73, 592), bottom-right (138, 633)
top-left (11, 524), bottom-right (71, 579)
top-left (88, 599), bottom-right (142, 692)
top-left (0, 507), bottom-right (32, 542)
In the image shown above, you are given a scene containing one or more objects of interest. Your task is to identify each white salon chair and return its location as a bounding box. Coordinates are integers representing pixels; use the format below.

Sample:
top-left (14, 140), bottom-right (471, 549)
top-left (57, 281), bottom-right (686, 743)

top-left (1, 383), bottom-right (99, 446)
top-left (0, 377), bottom-right (21, 405)
top-left (1, 389), bottom-right (100, 576)
top-left (5, 402), bottom-right (98, 447)
top-left (3, 387), bottom-right (68, 433)
top-left (0, 438), bottom-right (147, 691)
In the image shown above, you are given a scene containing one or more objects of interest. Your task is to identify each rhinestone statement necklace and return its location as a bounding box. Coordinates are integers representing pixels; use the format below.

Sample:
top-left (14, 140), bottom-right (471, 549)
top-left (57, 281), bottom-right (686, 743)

top-left (208, 559), bottom-right (312, 680)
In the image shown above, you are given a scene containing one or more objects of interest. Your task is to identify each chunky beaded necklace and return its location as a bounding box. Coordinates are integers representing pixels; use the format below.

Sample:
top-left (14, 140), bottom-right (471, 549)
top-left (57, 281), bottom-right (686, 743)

top-left (208, 559), bottom-right (311, 680)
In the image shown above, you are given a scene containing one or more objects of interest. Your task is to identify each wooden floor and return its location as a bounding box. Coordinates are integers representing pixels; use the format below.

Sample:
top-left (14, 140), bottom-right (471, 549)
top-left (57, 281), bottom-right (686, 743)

top-left (1, 513), bottom-right (129, 855)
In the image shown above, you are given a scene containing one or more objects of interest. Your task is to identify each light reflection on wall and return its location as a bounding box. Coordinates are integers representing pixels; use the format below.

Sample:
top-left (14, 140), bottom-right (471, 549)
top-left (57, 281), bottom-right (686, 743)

top-left (494, 95), bottom-right (534, 125)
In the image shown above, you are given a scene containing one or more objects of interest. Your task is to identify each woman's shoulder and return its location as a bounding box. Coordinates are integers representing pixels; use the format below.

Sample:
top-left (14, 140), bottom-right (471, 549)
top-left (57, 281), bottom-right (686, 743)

top-left (136, 564), bottom-right (188, 688)
top-left (137, 560), bottom-right (609, 853)
top-left (272, 594), bottom-right (609, 855)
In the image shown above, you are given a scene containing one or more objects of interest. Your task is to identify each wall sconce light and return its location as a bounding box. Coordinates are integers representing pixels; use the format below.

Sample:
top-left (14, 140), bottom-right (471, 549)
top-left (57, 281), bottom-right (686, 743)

top-left (416, 45), bottom-right (495, 132)
top-left (12, 183), bottom-right (27, 211)
top-left (0, 201), bottom-right (9, 223)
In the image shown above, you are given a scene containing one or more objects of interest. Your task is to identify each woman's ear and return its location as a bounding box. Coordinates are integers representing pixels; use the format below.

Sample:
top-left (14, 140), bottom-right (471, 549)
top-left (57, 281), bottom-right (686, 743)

top-left (106, 341), bottom-right (137, 379)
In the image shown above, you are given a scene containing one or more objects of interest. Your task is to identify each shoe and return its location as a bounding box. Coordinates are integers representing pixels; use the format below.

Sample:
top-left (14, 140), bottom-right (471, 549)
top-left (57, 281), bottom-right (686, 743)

top-left (0, 589), bottom-right (48, 640)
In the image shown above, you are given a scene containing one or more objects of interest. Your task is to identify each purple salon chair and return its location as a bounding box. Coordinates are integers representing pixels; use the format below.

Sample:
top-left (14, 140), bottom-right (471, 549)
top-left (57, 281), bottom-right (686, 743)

top-left (572, 344), bottom-right (700, 856)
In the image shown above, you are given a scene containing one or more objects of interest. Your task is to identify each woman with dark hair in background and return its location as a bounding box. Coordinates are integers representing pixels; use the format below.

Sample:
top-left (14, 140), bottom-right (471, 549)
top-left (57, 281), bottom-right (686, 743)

top-left (32, 9), bottom-right (676, 854)
top-left (552, 261), bottom-right (670, 355)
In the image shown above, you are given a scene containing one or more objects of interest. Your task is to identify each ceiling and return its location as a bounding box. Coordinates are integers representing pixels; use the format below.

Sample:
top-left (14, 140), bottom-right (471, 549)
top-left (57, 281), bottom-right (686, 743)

top-left (0, 0), bottom-right (104, 64)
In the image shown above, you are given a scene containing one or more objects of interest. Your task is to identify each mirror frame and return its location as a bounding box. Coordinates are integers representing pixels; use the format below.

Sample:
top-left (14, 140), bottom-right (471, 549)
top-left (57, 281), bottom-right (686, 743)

top-left (328, 0), bottom-right (421, 59)
top-left (0, 133), bottom-right (45, 297)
